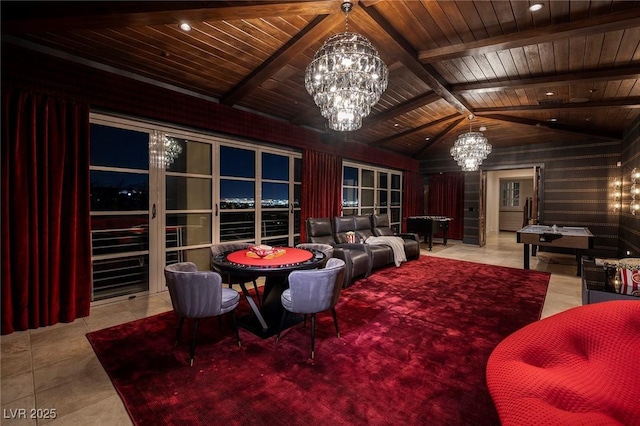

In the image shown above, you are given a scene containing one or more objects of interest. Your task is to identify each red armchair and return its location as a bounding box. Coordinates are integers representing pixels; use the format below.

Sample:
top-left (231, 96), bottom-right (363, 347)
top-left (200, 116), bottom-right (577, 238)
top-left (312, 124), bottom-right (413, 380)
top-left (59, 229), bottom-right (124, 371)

top-left (486, 300), bottom-right (640, 425)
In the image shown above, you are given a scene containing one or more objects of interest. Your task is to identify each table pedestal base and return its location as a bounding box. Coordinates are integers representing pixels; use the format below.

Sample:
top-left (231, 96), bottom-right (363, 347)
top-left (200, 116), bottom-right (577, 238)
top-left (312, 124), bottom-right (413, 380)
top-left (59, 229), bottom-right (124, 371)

top-left (238, 275), bottom-right (302, 339)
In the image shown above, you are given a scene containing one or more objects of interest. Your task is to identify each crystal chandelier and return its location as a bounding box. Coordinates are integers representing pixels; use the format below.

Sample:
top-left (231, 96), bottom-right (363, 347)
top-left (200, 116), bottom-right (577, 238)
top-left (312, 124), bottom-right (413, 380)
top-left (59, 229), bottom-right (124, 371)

top-left (450, 115), bottom-right (492, 172)
top-left (150, 135), bottom-right (183, 169)
top-left (305, 1), bottom-right (388, 132)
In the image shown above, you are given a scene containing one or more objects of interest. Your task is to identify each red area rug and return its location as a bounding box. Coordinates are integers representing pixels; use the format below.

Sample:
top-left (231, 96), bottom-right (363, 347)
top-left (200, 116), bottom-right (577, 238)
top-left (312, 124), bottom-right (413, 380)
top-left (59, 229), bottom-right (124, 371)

top-left (87, 256), bottom-right (550, 425)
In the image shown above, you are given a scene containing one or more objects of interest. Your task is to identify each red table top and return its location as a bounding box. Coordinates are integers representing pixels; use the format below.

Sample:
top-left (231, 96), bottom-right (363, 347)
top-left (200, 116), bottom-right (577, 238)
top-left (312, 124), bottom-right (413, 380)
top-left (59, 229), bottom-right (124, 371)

top-left (226, 247), bottom-right (313, 267)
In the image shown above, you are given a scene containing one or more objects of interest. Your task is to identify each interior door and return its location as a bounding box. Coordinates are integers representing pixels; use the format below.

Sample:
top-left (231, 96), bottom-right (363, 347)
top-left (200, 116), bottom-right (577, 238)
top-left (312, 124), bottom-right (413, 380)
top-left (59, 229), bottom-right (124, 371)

top-left (532, 166), bottom-right (541, 224)
top-left (479, 170), bottom-right (487, 247)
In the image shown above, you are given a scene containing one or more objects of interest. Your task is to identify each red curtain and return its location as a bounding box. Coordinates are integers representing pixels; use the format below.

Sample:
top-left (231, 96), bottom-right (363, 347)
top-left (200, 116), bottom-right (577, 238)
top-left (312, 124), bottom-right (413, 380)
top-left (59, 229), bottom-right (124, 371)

top-left (427, 172), bottom-right (465, 240)
top-left (300, 149), bottom-right (342, 242)
top-left (1, 89), bottom-right (92, 335)
top-left (402, 170), bottom-right (424, 231)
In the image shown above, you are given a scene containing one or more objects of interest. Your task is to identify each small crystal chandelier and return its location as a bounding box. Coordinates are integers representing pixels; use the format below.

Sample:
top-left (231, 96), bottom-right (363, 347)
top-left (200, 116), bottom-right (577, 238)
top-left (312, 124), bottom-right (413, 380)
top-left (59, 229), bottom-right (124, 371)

top-left (450, 115), bottom-right (492, 172)
top-left (305, 1), bottom-right (388, 132)
top-left (150, 135), bottom-right (182, 169)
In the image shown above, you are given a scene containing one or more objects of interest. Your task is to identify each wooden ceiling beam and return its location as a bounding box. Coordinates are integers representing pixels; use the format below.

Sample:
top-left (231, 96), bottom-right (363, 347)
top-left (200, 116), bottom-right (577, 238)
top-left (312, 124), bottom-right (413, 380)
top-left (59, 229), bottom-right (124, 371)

top-left (478, 114), bottom-right (621, 140)
top-left (369, 113), bottom-right (460, 148)
top-left (418, 8), bottom-right (640, 63)
top-left (474, 98), bottom-right (640, 113)
top-left (356, 5), bottom-right (472, 116)
top-left (413, 117), bottom-right (466, 159)
top-left (367, 91), bottom-right (442, 124)
top-left (221, 13), bottom-right (345, 106)
top-left (452, 66), bottom-right (640, 94)
top-left (1, 1), bottom-right (339, 34)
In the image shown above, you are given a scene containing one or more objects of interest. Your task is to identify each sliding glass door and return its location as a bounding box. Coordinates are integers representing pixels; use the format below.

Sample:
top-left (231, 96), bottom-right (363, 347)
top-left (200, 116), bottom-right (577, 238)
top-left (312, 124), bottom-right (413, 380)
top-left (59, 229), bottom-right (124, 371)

top-left (161, 132), bottom-right (214, 272)
top-left (89, 113), bottom-right (301, 302)
top-left (89, 118), bottom-right (153, 301)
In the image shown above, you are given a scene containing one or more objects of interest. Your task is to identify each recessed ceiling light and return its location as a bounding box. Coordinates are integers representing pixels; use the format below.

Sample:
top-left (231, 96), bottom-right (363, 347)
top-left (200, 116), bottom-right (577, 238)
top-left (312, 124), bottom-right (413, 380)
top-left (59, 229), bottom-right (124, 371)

top-left (180, 22), bottom-right (192, 31)
top-left (545, 91), bottom-right (554, 96)
top-left (425, 137), bottom-right (430, 140)
top-left (479, 126), bottom-right (487, 132)
top-left (549, 118), bottom-right (558, 122)
top-left (529, 3), bottom-right (544, 12)
top-left (393, 123), bottom-right (399, 127)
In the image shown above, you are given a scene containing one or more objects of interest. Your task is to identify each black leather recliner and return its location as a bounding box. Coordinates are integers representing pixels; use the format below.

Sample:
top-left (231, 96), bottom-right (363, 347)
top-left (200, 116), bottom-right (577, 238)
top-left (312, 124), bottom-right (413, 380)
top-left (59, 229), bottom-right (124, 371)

top-left (370, 214), bottom-right (421, 260)
top-left (337, 215), bottom-right (395, 270)
top-left (305, 217), bottom-right (372, 287)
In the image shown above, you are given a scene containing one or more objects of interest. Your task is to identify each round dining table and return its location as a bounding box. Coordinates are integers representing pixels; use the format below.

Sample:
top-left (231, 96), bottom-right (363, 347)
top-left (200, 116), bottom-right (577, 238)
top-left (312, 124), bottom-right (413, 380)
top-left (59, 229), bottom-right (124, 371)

top-left (211, 246), bottom-right (326, 338)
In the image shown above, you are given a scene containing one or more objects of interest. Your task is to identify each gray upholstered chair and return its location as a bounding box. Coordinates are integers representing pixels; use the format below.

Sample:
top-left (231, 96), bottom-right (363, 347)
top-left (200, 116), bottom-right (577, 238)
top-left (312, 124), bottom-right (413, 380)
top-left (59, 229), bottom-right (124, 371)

top-left (276, 257), bottom-right (346, 360)
top-left (211, 242), bottom-right (261, 305)
top-left (164, 262), bottom-right (241, 366)
top-left (296, 242), bottom-right (334, 267)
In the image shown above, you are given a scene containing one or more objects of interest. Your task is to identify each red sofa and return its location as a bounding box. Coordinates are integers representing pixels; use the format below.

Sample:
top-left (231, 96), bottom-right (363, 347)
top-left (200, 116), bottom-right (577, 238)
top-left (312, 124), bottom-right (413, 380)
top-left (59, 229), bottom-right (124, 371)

top-left (486, 300), bottom-right (640, 425)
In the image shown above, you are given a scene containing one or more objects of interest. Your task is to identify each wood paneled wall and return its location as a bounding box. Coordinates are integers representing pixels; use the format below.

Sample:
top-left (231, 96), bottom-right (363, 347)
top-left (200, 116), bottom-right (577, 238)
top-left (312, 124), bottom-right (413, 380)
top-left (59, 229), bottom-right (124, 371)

top-left (621, 118), bottom-right (640, 258)
top-left (421, 137), bottom-right (623, 259)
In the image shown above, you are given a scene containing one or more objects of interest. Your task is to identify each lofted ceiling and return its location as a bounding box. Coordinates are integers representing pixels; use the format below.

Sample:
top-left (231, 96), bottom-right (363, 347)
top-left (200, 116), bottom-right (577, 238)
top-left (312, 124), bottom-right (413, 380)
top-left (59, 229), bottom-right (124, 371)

top-left (3, 0), bottom-right (640, 159)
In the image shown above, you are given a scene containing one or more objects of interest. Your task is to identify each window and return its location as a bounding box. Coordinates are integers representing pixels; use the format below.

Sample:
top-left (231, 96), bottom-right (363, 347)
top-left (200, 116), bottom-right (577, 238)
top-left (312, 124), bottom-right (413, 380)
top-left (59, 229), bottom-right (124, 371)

top-left (342, 162), bottom-right (403, 232)
top-left (501, 181), bottom-right (520, 208)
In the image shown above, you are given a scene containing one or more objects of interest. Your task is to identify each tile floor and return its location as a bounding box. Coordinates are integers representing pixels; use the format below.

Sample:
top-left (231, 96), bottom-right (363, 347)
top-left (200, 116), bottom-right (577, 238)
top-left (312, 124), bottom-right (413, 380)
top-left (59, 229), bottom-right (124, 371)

top-left (1, 232), bottom-right (582, 425)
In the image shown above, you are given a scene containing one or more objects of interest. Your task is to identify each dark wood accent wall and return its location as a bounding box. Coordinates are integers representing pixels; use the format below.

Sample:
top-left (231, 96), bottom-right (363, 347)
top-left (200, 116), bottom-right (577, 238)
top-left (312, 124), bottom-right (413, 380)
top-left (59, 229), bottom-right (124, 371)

top-left (421, 138), bottom-right (623, 259)
top-left (463, 172), bottom-right (480, 245)
top-left (1, 42), bottom-right (418, 173)
top-left (620, 118), bottom-right (640, 258)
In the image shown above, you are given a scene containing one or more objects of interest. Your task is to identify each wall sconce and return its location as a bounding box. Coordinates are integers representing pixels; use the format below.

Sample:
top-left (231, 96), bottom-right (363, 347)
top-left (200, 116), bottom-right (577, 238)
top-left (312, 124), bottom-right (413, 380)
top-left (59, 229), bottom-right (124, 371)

top-left (613, 180), bottom-right (622, 212)
top-left (632, 168), bottom-right (639, 216)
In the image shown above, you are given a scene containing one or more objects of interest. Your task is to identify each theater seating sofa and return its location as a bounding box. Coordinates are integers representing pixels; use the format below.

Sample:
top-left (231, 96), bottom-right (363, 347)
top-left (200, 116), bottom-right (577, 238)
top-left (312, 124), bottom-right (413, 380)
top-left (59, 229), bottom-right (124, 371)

top-left (305, 214), bottom-right (420, 283)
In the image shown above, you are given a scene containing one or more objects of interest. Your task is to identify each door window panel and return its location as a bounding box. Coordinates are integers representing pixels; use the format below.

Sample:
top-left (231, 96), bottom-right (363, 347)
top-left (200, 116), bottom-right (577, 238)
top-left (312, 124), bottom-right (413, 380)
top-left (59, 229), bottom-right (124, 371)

top-left (220, 180), bottom-right (255, 209)
top-left (391, 191), bottom-right (401, 207)
top-left (90, 171), bottom-right (148, 211)
top-left (294, 158), bottom-right (302, 182)
top-left (343, 166), bottom-right (358, 186)
top-left (90, 124), bottom-right (149, 169)
top-left (362, 169), bottom-right (375, 187)
top-left (92, 255), bottom-right (149, 301)
top-left (262, 182), bottom-right (288, 208)
top-left (220, 146), bottom-right (255, 178)
top-left (378, 190), bottom-right (388, 207)
top-left (166, 213), bottom-right (212, 247)
top-left (343, 188), bottom-right (358, 208)
top-left (391, 174), bottom-right (401, 190)
top-left (362, 189), bottom-right (374, 207)
top-left (293, 184), bottom-right (301, 208)
top-left (261, 211), bottom-right (289, 238)
top-left (166, 137), bottom-right (211, 175)
top-left (91, 215), bottom-right (148, 256)
top-left (165, 247), bottom-right (210, 271)
top-left (262, 152), bottom-right (289, 181)
top-left (220, 212), bottom-right (255, 240)
top-left (166, 176), bottom-right (212, 210)
top-left (378, 172), bottom-right (388, 189)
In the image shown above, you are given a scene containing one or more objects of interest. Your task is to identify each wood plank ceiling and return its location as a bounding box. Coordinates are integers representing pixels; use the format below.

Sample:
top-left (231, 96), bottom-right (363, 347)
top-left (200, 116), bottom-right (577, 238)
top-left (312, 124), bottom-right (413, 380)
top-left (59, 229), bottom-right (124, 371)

top-left (3, 0), bottom-right (640, 158)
